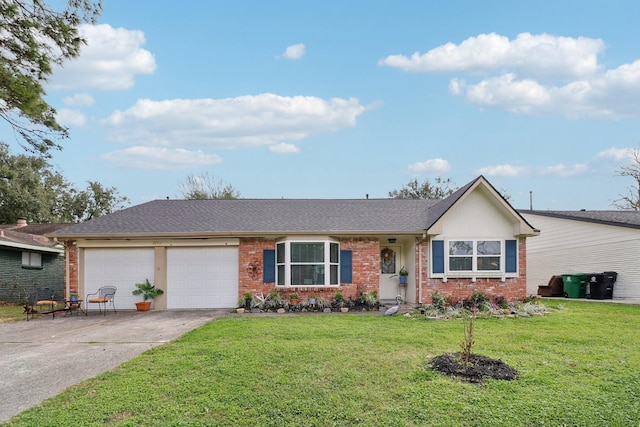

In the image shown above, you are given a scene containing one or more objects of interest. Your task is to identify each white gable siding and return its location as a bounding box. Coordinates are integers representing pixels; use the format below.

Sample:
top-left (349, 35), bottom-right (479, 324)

top-left (522, 213), bottom-right (640, 299)
top-left (441, 190), bottom-right (516, 237)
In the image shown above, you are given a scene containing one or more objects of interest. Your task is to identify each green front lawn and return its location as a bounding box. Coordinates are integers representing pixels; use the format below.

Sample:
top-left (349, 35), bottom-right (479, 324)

top-left (4, 301), bottom-right (640, 426)
top-left (0, 304), bottom-right (25, 323)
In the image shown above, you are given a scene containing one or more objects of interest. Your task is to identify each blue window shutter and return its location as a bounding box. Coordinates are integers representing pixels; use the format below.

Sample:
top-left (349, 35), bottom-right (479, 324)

top-left (432, 240), bottom-right (444, 274)
top-left (505, 240), bottom-right (517, 273)
top-left (263, 249), bottom-right (275, 283)
top-left (340, 250), bottom-right (352, 283)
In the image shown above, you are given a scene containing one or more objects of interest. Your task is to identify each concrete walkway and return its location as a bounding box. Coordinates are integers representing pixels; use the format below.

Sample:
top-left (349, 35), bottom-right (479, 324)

top-left (0, 309), bottom-right (228, 424)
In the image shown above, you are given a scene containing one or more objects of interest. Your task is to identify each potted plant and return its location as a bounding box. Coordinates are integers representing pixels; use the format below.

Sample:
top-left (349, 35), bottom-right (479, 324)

top-left (132, 279), bottom-right (164, 311)
top-left (399, 266), bottom-right (409, 284)
top-left (289, 292), bottom-right (299, 306)
top-left (69, 293), bottom-right (78, 302)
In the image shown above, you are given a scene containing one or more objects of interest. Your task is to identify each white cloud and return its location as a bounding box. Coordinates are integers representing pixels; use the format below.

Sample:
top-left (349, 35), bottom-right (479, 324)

top-left (269, 143), bottom-right (300, 153)
top-left (55, 109), bottom-right (86, 127)
top-left (102, 93), bottom-right (371, 148)
top-left (102, 147), bottom-right (222, 169)
top-left (379, 32), bottom-right (603, 80)
top-left (281, 43), bottom-right (306, 59)
top-left (596, 147), bottom-right (634, 160)
top-left (454, 67), bottom-right (640, 118)
top-left (381, 32), bottom-right (640, 119)
top-left (49, 24), bottom-right (156, 91)
top-left (478, 164), bottom-right (528, 177)
top-left (540, 163), bottom-right (589, 177)
top-left (63, 93), bottom-right (95, 107)
top-left (408, 158), bottom-right (450, 175)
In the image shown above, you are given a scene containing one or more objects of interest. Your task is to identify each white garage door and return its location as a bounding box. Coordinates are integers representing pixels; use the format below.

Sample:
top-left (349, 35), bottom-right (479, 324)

top-left (84, 248), bottom-right (155, 311)
top-left (166, 247), bottom-right (238, 309)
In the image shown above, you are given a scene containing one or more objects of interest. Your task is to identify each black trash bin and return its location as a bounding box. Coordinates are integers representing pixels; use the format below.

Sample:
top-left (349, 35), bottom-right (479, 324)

top-left (601, 271), bottom-right (617, 299)
top-left (589, 271), bottom-right (617, 299)
top-left (588, 273), bottom-right (605, 299)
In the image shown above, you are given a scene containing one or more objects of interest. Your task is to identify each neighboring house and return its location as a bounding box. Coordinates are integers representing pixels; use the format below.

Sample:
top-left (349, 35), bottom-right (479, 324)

top-left (50, 176), bottom-right (539, 311)
top-left (520, 210), bottom-right (640, 300)
top-left (0, 219), bottom-right (67, 303)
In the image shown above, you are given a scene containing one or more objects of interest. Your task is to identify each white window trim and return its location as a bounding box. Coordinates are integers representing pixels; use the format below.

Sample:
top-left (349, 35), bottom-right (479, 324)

top-left (446, 239), bottom-right (503, 277)
top-left (22, 252), bottom-right (43, 268)
top-left (276, 238), bottom-right (340, 287)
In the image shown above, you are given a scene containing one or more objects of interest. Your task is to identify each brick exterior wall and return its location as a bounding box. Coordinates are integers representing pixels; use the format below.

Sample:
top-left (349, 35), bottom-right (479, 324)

top-left (237, 237), bottom-right (380, 303)
top-left (238, 238), bottom-right (275, 299)
top-left (65, 240), bottom-right (79, 297)
top-left (61, 235), bottom-right (529, 307)
top-left (421, 236), bottom-right (528, 304)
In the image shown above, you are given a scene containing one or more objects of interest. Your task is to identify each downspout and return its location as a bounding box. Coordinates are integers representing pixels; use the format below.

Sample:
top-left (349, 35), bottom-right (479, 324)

top-left (418, 238), bottom-right (423, 304)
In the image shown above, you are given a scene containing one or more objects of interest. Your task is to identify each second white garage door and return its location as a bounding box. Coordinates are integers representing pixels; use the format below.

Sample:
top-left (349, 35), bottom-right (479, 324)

top-left (166, 247), bottom-right (238, 309)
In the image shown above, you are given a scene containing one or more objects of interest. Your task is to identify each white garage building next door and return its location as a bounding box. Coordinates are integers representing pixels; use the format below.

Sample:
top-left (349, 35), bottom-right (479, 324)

top-left (167, 247), bottom-right (238, 309)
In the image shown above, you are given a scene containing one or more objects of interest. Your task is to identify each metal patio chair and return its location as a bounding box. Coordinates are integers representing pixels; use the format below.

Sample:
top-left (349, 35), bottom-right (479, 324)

top-left (25, 287), bottom-right (61, 320)
top-left (85, 286), bottom-right (117, 316)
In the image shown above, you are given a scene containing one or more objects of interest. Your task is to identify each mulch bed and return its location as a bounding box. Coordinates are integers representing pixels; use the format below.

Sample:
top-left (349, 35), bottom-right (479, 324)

top-left (429, 353), bottom-right (518, 383)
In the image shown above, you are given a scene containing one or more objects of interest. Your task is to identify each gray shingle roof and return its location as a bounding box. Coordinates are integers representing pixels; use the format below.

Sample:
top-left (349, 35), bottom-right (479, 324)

top-left (0, 228), bottom-right (63, 252)
top-left (51, 198), bottom-right (441, 237)
top-left (51, 176), bottom-right (535, 239)
top-left (519, 209), bottom-right (640, 229)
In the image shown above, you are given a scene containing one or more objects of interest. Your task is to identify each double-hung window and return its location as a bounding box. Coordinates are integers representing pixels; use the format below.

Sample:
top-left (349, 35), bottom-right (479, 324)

top-left (276, 240), bottom-right (339, 287)
top-left (22, 252), bottom-right (43, 269)
top-left (448, 240), bottom-right (501, 272)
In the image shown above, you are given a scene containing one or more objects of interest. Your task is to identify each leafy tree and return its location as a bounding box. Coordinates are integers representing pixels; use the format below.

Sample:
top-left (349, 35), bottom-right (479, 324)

top-left (0, 0), bottom-right (102, 156)
top-left (0, 143), bottom-right (128, 223)
top-left (388, 177), bottom-right (458, 200)
top-left (613, 146), bottom-right (640, 211)
top-left (60, 181), bottom-right (130, 222)
top-left (179, 173), bottom-right (240, 199)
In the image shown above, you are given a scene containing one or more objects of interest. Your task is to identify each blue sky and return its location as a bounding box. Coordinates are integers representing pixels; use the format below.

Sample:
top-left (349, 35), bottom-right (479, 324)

top-left (6, 0), bottom-right (640, 210)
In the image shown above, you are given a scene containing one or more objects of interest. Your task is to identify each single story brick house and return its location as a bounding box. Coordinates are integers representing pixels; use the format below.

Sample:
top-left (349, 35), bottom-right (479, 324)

top-left (0, 219), bottom-right (67, 303)
top-left (520, 209), bottom-right (640, 300)
top-left (50, 176), bottom-right (539, 311)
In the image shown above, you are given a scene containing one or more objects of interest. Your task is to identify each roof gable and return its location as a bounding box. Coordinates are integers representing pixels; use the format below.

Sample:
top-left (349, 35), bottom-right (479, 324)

top-left (426, 176), bottom-right (538, 237)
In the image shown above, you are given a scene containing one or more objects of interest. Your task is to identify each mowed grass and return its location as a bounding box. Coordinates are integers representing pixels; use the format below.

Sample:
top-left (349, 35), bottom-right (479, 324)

top-left (0, 304), bottom-right (25, 323)
top-left (4, 301), bottom-right (640, 426)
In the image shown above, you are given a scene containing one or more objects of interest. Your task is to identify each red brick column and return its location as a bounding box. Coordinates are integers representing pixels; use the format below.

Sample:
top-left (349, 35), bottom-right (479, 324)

top-left (64, 240), bottom-right (79, 297)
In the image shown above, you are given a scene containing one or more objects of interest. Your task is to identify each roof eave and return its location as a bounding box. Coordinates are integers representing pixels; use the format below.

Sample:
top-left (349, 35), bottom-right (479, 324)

top-left (49, 230), bottom-right (426, 240)
top-left (0, 241), bottom-right (64, 253)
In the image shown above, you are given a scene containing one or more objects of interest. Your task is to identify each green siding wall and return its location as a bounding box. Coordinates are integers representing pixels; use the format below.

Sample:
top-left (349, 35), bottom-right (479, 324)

top-left (0, 249), bottom-right (64, 303)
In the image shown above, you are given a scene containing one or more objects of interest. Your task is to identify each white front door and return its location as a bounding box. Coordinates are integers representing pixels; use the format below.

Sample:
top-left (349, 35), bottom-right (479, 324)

top-left (379, 245), bottom-right (402, 301)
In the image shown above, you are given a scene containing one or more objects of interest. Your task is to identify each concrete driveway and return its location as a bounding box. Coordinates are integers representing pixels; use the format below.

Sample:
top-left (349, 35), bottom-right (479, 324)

top-left (0, 309), bottom-right (229, 423)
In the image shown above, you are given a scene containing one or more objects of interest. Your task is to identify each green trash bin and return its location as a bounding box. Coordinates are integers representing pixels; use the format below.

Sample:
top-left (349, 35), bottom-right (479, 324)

top-left (561, 273), bottom-right (587, 298)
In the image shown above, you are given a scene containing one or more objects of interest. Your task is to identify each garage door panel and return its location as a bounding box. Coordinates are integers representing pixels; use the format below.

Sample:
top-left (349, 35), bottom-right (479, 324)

top-left (84, 248), bottom-right (155, 311)
top-left (166, 247), bottom-right (238, 309)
